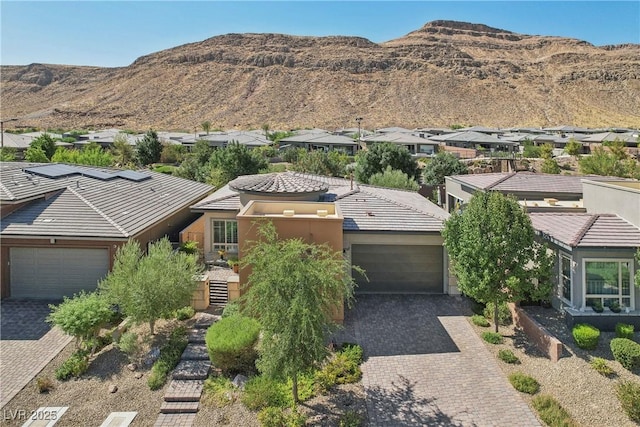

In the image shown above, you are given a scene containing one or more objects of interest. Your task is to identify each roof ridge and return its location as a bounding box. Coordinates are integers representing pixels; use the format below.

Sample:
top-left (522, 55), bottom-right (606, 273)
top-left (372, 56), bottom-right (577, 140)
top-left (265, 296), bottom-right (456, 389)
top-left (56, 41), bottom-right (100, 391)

top-left (0, 178), bottom-right (15, 200)
top-left (572, 213), bottom-right (599, 247)
top-left (486, 172), bottom-right (516, 189)
top-left (359, 186), bottom-right (445, 220)
top-left (67, 186), bottom-right (129, 237)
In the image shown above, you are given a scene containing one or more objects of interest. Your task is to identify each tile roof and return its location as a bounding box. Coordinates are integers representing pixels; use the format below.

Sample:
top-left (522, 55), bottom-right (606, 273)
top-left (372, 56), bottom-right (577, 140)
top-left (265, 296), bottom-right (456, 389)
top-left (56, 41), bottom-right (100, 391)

top-left (362, 132), bottom-right (436, 144)
top-left (192, 172), bottom-right (448, 232)
top-left (451, 172), bottom-right (614, 195)
top-left (1, 162), bottom-right (213, 239)
top-left (229, 173), bottom-right (329, 194)
top-left (279, 133), bottom-right (357, 145)
top-left (428, 131), bottom-right (516, 145)
top-left (530, 213), bottom-right (640, 248)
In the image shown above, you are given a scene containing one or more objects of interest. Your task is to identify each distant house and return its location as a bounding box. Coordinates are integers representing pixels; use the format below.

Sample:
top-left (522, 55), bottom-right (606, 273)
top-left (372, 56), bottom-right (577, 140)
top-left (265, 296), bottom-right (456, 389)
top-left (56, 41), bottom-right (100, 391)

top-left (0, 162), bottom-right (212, 299)
top-left (428, 131), bottom-right (518, 153)
top-left (179, 130), bottom-right (270, 150)
top-left (278, 133), bottom-right (359, 155)
top-left (361, 132), bottom-right (439, 156)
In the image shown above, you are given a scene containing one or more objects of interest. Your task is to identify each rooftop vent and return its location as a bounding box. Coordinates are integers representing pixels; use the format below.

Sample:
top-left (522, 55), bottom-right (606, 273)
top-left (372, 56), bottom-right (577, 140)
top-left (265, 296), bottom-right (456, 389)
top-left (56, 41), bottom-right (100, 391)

top-left (283, 209), bottom-right (295, 217)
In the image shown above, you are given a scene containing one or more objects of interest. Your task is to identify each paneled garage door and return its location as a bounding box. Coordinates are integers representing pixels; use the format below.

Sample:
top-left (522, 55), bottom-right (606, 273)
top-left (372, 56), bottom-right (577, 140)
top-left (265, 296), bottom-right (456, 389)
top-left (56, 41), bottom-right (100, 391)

top-left (10, 247), bottom-right (109, 299)
top-left (351, 244), bottom-right (443, 293)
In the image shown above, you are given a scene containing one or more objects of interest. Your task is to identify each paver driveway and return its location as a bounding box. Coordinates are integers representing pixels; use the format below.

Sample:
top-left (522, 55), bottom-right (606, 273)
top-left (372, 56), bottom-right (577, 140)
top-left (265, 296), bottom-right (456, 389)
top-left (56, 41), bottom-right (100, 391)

top-left (336, 295), bottom-right (541, 427)
top-left (0, 299), bottom-right (72, 409)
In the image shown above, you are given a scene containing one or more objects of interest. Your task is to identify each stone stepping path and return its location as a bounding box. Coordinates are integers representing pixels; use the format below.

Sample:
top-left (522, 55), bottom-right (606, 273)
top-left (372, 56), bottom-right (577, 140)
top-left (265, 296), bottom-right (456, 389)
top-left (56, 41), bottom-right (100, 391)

top-left (153, 313), bottom-right (217, 427)
top-left (21, 407), bottom-right (68, 427)
top-left (99, 412), bottom-right (137, 427)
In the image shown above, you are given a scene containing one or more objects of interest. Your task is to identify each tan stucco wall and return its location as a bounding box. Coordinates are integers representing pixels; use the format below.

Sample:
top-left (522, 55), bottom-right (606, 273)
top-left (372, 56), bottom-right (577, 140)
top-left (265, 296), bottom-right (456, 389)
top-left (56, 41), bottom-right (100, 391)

top-left (199, 211), bottom-right (239, 261)
top-left (582, 179), bottom-right (640, 227)
top-left (190, 275), bottom-right (210, 310)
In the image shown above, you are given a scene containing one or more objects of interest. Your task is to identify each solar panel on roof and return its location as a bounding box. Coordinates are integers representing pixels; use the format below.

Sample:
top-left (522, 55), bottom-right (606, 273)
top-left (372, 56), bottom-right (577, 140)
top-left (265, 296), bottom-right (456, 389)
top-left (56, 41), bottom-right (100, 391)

top-left (24, 164), bottom-right (79, 178)
top-left (115, 170), bottom-right (151, 182)
top-left (81, 169), bottom-right (117, 180)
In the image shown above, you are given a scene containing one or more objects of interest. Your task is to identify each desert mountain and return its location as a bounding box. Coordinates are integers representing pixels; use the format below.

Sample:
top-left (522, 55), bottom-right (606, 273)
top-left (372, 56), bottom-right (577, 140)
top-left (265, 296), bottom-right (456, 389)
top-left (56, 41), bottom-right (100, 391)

top-left (1, 20), bottom-right (639, 131)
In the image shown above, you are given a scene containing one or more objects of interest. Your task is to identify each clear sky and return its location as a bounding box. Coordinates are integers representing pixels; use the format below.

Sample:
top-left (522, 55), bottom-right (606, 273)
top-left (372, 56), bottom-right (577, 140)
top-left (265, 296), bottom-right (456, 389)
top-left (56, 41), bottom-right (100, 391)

top-left (1, 1), bottom-right (638, 67)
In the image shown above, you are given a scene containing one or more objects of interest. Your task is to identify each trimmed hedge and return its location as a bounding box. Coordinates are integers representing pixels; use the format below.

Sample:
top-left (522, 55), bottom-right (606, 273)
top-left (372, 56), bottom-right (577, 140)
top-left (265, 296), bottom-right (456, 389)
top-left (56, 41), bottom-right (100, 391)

top-left (205, 315), bottom-right (260, 374)
top-left (572, 323), bottom-right (600, 350)
top-left (610, 338), bottom-right (640, 371)
top-left (615, 323), bottom-right (634, 340)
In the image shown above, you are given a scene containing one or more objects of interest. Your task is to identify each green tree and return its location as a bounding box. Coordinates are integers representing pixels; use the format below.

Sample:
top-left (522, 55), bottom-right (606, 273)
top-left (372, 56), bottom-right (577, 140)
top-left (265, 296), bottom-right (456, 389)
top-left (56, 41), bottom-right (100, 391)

top-left (579, 146), bottom-right (639, 178)
top-left (52, 143), bottom-right (114, 166)
top-left (136, 130), bottom-right (162, 165)
top-left (207, 141), bottom-right (268, 188)
top-left (47, 291), bottom-right (113, 354)
top-left (201, 121), bottom-right (212, 135)
top-left (160, 143), bottom-right (186, 164)
top-left (355, 142), bottom-right (419, 184)
top-left (564, 139), bottom-right (582, 158)
top-left (422, 152), bottom-right (468, 185)
top-left (443, 192), bottom-right (551, 332)
top-left (0, 147), bottom-right (16, 161)
top-left (291, 150), bottom-right (348, 177)
top-left (369, 165), bottom-right (420, 190)
top-left (261, 123), bottom-right (270, 140)
top-left (30, 133), bottom-right (57, 159)
top-left (99, 237), bottom-right (200, 335)
top-left (522, 139), bottom-right (541, 158)
top-left (540, 143), bottom-right (554, 160)
top-left (240, 220), bottom-right (359, 404)
top-left (111, 133), bottom-right (135, 166)
top-left (24, 146), bottom-right (50, 162)
top-left (541, 158), bottom-right (560, 174)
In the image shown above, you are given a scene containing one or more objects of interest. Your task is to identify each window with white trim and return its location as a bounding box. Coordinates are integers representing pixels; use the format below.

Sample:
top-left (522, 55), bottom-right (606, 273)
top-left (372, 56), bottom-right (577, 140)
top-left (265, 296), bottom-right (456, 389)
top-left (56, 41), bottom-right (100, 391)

top-left (559, 253), bottom-right (572, 302)
top-left (584, 260), bottom-right (633, 310)
top-left (211, 220), bottom-right (238, 255)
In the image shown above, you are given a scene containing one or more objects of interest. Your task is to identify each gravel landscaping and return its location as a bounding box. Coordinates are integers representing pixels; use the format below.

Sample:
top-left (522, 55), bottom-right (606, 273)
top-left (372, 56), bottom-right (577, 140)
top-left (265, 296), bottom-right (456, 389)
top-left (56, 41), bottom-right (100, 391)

top-left (469, 305), bottom-right (640, 427)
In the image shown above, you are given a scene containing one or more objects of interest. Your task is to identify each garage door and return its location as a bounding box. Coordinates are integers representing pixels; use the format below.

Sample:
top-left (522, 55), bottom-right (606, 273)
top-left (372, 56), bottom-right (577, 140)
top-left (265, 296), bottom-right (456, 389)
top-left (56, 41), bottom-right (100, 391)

top-left (10, 247), bottom-right (109, 299)
top-left (351, 244), bottom-right (443, 293)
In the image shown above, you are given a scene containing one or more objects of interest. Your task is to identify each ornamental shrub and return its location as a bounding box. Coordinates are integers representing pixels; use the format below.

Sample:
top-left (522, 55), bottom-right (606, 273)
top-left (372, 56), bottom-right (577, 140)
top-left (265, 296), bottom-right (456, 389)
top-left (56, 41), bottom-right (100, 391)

top-left (242, 375), bottom-right (289, 410)
top-left (508, 372), bottom-right (540, 394)
top-left (572, 323), bottom-right (600, 350)
top-left (616, 381), bottom-right (640, 422)
top-left (174, 306), bottom-right (195, 320)
top-left (148, 327), bottom-right (188, 390)
top-left (610, 338), bottom-right (640, 371)
top-left (481, 332), bottom-right (504, 344)
top-left (205, 315), bottom-right (260, 374)
top-left (483, 302), bottom-right (512, 326)
top-left (257, 406), bottom-right (306, 427)
top-left (314, 344), bottom-right (364, 393)
top-left (55, 350), bottom-right (89, 381)
top-left (498, 349), bottom-right (520, 364)
top-left (471, 314), bottom-right (490, 327)
top-left (615, 323), bottom-right (634, 340)
top-left (590, 357), bottom-right (614, 376)
top-left (531, 394), bottom-right (578, 427)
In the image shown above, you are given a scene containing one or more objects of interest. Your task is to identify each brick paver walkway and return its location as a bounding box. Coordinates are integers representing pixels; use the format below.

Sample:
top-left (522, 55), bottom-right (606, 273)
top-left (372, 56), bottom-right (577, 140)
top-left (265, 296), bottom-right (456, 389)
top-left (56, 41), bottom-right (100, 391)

top-left (336, 295), bottom-right (541, 427)
top-left (0, 300), bottom-right (73, 409)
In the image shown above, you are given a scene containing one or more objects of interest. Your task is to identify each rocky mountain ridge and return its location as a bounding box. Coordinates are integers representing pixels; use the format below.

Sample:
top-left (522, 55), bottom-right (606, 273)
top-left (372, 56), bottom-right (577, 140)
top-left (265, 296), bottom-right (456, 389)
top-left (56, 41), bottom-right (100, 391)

top-left (2, 20), bottom-right (639, 130)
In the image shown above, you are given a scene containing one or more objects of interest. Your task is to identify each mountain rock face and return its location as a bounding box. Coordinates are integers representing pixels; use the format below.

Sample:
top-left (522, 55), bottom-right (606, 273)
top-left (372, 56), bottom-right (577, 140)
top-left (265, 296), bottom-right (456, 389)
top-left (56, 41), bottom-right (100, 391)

top-left (2, 20), bottom-right (639, 130)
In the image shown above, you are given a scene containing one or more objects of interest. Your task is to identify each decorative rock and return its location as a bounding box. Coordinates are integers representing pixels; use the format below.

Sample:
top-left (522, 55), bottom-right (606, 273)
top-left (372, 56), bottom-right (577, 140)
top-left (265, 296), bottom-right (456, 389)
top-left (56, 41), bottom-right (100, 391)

top-left (127, 363), bottom-right (137, 371)
top-left (232, 374), bottom-right (248, 389)
top-left (109, 384), bottom-right (118, 393)
top-left (134, 372), bottom-right (143, 379)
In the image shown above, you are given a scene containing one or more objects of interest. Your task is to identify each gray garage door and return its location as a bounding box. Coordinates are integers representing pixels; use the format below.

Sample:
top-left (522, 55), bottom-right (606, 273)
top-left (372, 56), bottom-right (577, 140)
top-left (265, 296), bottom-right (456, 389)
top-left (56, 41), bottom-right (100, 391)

top-left (351, 244), bottom-right (443, 293)
top-left (10, 247), bottom-right (110, 299)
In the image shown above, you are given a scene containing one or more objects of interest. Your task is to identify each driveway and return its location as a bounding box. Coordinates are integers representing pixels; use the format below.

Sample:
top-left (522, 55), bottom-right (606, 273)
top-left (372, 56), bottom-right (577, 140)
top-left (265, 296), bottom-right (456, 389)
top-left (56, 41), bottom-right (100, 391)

top-left (336, 295), bottom-right (541, 427)
top-left (0, 299), bottom-right (72, 409)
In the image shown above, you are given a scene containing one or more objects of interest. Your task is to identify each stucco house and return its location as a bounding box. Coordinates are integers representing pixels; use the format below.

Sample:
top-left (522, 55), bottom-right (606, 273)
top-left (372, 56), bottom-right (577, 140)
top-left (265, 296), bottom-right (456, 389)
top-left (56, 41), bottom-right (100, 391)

top-left (0, 162), bottom-right (213, 299)
top-left (182, 172), bottom-right (454, 300)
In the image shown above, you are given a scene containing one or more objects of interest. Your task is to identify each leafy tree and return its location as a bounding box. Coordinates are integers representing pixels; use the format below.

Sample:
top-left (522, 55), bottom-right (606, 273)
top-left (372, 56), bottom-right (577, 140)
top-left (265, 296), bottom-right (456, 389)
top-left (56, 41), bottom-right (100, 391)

top-left (522, 139), bottom-right (541, 158)
top-left (51, 143), bottom-right (114, 166)
top-left (291, 150), bottom-right (349, 177)
top-left (603, 139), bottom-right (629, 160)
top-left (47, 291), bottom-right (113, 354)
top-left (0, 147), bottom-right (16, 161)
top-left (160, 143), bottom-right (185, 164)
top-left (541, 158), bottom-right (560, 174)
top-left (207, 141), bottom-right (268, 188)
top-left (136, 130), bottom-right (162, 165)
top-left (240, 220), bottom-right (359, 404)
top-left (422, 152), bottom-right (468, 185)
top-left (564, 138), bottom-right (582, 158)
top-left (99, 237), bottom-right (200, 335)
top-left (201, 121), bottom-right (212, 135)
top-left (268, 130), bottom-right (294, 143)
top-left (24, 146), bottom-right (50, 163)
top-left (540, 143), bottom-right (554, 160)
top-left (579, 146), bottom-right (639, 178)
top-left (443, 192), bottom-right (552, 332)
top-left (369, 166), bottom-right (420, 190)
top-left (111, 133), bottom-right (135, 166)
top-left (355, 142), bottom-right (419, 184)
top-left (30, 133), bottom-right (57, 159)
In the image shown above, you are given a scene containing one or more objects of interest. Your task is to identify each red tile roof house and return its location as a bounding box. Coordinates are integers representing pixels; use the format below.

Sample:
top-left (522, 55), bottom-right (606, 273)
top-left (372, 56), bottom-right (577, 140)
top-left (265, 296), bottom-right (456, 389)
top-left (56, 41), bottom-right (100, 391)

top-left (445, 172), bottom-right (640, 330)
top-left (0, 162), bottom-right (213, 299)
top-left (182, 172), bottom-right (454, 320)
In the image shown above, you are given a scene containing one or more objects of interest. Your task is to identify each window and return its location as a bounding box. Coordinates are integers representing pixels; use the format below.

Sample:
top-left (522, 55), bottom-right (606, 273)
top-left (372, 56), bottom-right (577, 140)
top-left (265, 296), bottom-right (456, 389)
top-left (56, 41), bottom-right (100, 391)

top-left (584, 260), bottom-right (633, 310)
top-left (211, 220), bottom-right (238, 255)
top-left (559, 253), bottom-right (572, 302)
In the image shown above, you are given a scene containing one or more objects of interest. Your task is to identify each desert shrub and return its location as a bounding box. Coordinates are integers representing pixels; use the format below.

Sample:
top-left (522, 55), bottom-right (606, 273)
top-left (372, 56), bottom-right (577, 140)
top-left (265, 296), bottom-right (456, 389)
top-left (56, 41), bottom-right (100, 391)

top-left (615, 323), bottom-right (634, 339)
top-left (339, 410), bottom-right (364, 427)
top-left (572, 323), bottom-right (600, 350)
top-left (116, 331), bottom-right (140, 361)
top-left (481, 332), bottom-right (504, 344)
top-left (258, 406), bottom-right (306, 427)
top-left (55, 350), bottom-right (89, 381)
top-left (242, 375), bottom-right (289, 410)
top-left (174, 306), bottom-right (195, 320)
top-left (471, 314), bottom-right (490, 327)
top-left (590, 357), bottom-right (614, 376)
top-left (616, 381), bottom-right (640, 422)
top-left (221, 301), bottom-right (240, 318)
top-left (148, 326), bottom-right (188, 390)
top-left (203, 376), bottom-right (236, 407)
top-left (498, 349), bottom-right (520, 364)
top-left (483, 302), bottom-right (512, 326)
top-left (508, 372), bottom-right (540, 394)
top-left (532, 394), bottom-right (578, 427)
top-left (315, 344), bottom-right (364, 393)
top-left (610, 338), bottom-right (640, 371)
top-left (206, 315), bottom-right (260, 374)
top-left (36, 376), bottom-right (54, 393)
